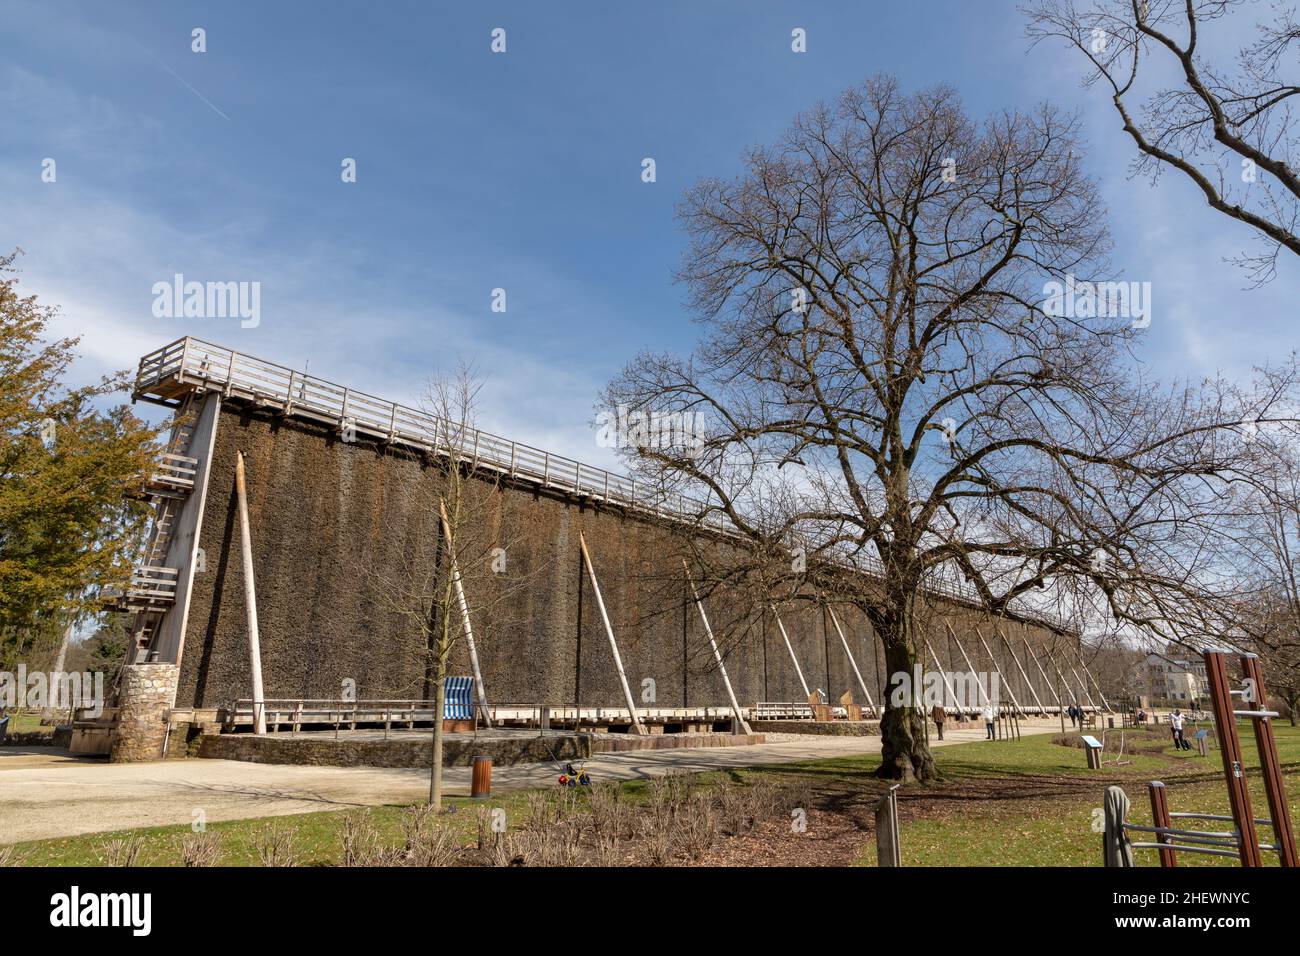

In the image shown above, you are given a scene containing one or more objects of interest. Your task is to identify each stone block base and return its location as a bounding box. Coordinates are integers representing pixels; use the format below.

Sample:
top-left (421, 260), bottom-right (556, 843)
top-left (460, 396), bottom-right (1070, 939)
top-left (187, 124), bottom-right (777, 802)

top-left (110, 663), bottom-right (180, 762)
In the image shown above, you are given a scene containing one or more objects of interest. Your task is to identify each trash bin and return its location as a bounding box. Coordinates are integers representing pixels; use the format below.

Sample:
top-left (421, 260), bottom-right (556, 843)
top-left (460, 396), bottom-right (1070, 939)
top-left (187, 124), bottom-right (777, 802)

top-left (471, 755), bottom-right (492, 799)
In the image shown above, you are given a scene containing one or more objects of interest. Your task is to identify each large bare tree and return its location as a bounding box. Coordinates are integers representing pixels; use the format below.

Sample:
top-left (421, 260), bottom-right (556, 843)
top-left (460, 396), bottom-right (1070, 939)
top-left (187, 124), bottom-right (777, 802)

top-left (1026, 0), bottom-right (1300, 283)
top-left (606, 77), bottom-right (1294, 781)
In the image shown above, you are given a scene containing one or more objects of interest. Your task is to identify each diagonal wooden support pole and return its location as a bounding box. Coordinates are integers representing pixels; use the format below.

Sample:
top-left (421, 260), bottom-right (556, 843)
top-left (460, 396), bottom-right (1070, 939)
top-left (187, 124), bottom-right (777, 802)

top-left (235, 451), bottom-right (266, 735)
top-left (683, 561), bottom-right (751, 735)
top-left (825, 605), bottom-right (877, 717)
top-left (578, 533), bottom-right (645, 735)
top-left (944, 622), bottom-right (991, 707)
top-left (975, 626), bottom-right (1022, 716)
top-left (1065, 658), bottom-right (1097, 712)
top-left (769, 604), bottom-right (811, 698)
top-left (1022, 636), bottom-right (1063, 712)
top-left (438, 498), bottom-right (491, 727)
top-left (924, 638), bottom-right (965, 718)
top-left (997, 624), bottom-right (1044, 713)
top-left (1074, 648), bottom-right (1113, 713)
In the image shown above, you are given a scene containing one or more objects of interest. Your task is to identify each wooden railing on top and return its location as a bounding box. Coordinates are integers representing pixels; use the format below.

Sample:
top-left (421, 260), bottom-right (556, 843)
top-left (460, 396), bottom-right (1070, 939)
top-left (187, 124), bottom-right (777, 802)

top-left (133, 336), bottom-right (1071, 633)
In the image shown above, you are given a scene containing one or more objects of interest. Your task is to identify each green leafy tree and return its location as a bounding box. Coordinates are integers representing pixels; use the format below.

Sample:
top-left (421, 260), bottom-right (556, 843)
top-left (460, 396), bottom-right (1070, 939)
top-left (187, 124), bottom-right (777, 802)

top-left (0, 250), bottom-right (157, 669)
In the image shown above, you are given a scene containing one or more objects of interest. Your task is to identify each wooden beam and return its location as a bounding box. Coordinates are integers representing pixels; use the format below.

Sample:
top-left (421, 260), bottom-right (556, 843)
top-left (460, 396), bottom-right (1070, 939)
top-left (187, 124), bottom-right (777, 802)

top-left (975, 626), bottom-right (1022, 716)
top-left (944, 622), bottom-right (991, 706)
top-left (826, 605), bottom-right (877, 717)
top-left (438, 497), bottom-right (492, 728)
top-left (769, 605), bottom-right (811, 698)
top-left (234, 451), bottom-right (266, 735)
top-left (996, 624), bottom-right (1045, 713)
top-left (683, 561), bottom-right (751, 735)
top-left (577, 533), bottom-right (645, 735)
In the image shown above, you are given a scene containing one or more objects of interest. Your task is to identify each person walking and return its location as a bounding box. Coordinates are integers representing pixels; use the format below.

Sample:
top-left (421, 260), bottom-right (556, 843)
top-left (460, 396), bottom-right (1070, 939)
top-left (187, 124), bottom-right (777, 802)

top-left (983, 703), bottom-right (996, 740)
top-left (931, 704), bottom-right (946, 741)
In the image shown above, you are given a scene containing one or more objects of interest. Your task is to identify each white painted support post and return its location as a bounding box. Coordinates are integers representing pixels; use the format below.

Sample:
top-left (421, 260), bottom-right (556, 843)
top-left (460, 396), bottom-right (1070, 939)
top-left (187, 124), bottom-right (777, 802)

top-left (944, 623), bottom-right (991, 707)
top-left (769, 604), bottom-right (811, 698)
top-left (683, 560), bottom-right (751, 735)
top-left (1067, 660), bottom-right (1098, 712)
top-left (924, 638), bottom-right (969, 717)
top-left (438, 498), bottom-right (492, 728)
top-left (1022, 636), bottom-right (1063, 712)
top-left (1075, 650), bottom-right (1113, 712)
top-left (234, 451), bottom-right (267, 735)
top-left (826, 605), bottom-right (877, 716)
top-left (578, 533), bottom-right (645, 735)
top-left (997, 625), bottom-right (1045, 714)
top-left (975, 627), bottom-right (1023, 716)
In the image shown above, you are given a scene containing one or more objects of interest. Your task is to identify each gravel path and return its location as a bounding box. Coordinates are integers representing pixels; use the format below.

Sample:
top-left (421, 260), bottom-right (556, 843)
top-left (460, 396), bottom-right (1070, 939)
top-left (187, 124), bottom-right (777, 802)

top-left (0, 721), bottom-right (1061, 844)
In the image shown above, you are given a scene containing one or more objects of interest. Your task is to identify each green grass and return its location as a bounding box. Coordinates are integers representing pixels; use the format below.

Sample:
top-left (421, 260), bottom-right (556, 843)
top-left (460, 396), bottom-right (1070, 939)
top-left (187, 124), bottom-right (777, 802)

top-left (9, 722), bottom-right (1298, 867)
top-left (883, 722), bottom-right (1300, 867)
top-left (3, 712), bottom-right (49, 734)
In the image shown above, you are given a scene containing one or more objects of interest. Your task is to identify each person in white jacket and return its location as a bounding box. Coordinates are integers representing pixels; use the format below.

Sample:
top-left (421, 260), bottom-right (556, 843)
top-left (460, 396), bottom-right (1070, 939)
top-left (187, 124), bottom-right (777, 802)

top-left (983, 703), bottom-right (996, 739)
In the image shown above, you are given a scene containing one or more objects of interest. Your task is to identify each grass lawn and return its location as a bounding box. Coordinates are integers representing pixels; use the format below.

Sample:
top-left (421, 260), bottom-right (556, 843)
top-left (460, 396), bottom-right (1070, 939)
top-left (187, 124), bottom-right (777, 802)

top-left (883, 721), bottom-right (1300, 867)
top-left (7, 722), bottom-right (1298, 867)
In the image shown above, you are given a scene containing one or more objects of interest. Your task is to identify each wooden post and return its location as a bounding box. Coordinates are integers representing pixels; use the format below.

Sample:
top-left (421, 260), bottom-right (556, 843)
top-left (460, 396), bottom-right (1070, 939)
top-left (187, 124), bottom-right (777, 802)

top-left (826, 605), bottom-right (877, 717)
top-left (1148, 781), bottom-right (1178, 868)
top-left (1022, 636), bottom-right (1064, 717)
top-left (1239, 653), bottom-right (1298, 866)
top-left (577, 533), bottom-right (645, 735)
top-left (438, 498), bottom-right (492, 727)
top-left (1204, 650), bottom-right (1262, 866)
top-left (683, 561), bottom-right (751, 735)
top-left (234, 451), bottom-right (266, 735)
top-left (769, 605), bottom-right (811, 698)
top-left (875, 784), bottom-right (902, 867)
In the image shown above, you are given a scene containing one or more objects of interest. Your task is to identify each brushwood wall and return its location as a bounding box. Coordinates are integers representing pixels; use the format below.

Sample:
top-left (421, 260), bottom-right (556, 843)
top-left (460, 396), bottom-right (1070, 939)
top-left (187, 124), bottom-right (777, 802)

top-left (176, 406), bottom-right (1073, 711)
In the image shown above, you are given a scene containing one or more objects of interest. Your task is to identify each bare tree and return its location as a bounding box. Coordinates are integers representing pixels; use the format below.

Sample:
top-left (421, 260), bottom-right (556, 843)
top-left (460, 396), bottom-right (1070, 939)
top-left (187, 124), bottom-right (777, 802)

top-left (1026, 0), bottom-right (1300, 284)
top-left (370, 368), bottom-right (530, 807)
top-left (606, 76), bottom-right (1295, 781)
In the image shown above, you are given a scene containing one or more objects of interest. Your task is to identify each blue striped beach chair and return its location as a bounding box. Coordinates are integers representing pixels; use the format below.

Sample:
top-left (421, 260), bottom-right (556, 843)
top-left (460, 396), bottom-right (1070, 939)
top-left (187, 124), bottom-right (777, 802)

top-left (443, 676), bottom-right (475, 720)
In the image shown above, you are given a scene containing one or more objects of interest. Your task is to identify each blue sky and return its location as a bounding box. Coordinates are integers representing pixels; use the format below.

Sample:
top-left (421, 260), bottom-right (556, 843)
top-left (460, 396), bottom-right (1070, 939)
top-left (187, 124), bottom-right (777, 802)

top-left (2, 0), bottom-right (1296, 469)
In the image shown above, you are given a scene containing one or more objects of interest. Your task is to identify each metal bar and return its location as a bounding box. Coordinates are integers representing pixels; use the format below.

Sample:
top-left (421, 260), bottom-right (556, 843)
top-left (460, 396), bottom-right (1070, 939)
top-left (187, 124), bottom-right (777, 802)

top-left (1204, 650), bottom-right (1262, 866)
top-left (1129, 843), bottom-right (1242, 860)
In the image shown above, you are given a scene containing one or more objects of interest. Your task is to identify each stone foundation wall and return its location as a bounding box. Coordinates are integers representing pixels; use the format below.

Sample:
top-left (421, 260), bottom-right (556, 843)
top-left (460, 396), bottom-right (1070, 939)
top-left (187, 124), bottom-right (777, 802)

top-left (110, 663), bottom-right (180, 762)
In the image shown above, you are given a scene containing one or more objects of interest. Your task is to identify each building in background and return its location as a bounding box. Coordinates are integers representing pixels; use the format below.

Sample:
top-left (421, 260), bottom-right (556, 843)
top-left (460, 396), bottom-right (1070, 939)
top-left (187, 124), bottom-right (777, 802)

top-left (1146, 653), bottom-right (1207, 708)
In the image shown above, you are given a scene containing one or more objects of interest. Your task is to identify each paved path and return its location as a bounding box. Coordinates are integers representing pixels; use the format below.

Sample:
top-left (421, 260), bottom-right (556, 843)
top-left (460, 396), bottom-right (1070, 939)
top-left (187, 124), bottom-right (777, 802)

top-left (0, 722), bottom-right (1061, 844)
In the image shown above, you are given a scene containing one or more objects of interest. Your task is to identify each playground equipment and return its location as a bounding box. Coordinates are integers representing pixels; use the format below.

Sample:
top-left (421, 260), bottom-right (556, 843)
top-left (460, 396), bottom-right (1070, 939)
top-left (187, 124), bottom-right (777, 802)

top-left (1103, 649), bottom-right (1297, 867)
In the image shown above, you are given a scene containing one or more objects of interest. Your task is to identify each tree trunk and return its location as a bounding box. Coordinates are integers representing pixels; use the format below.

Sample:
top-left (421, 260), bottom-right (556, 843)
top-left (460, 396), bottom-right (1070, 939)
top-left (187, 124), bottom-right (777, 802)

top-left (429, 675), bottom-right (446, 808)
top-left (873, 607), bottom-right (936, 782)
